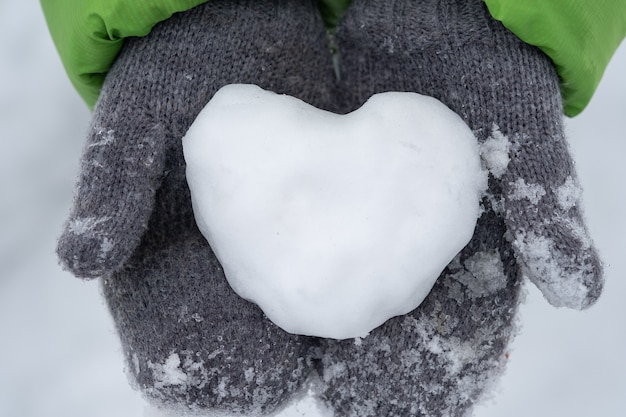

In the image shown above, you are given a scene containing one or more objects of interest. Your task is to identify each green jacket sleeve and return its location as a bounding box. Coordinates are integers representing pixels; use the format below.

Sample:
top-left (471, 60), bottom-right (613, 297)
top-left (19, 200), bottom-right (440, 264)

top-left (42, 0), bottom-right (626, 116)
top-left (40, 0), bottom-right (208, 110)
top-left (484, 0), bottom-right (626, 117)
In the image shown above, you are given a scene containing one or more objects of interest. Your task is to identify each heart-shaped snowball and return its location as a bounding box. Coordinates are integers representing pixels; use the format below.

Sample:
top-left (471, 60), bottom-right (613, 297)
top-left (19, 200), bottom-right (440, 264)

top-left (183, 84), bottom-right (486, 339)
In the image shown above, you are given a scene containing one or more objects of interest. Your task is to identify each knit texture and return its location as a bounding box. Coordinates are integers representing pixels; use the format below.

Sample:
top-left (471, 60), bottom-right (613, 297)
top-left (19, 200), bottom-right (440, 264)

top-left (57, 0), bottom-right (604, 416)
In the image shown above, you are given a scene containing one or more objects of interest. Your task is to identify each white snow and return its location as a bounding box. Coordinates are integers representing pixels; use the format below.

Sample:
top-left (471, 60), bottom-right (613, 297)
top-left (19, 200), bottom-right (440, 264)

top-left (1, 3), bottom-right (625, 417)
top-left (555, 176), bottom-right (583, 211)
top-left (148, 354), bottom-right (190, 389)
top-left (183, 84), bottom-right (487, 339)
top-left (67, 216), bottom-right (111, 235)
top-left (508, 178), bottom-right (547, 205)
top-left (452, 251), bottom-right (508, 298)
top-left (479, 124), bottom-right (511, 178)
top-left (89, 127), bottom-right (116, 147)
top-left (513, 231), bottom-right (593, 310)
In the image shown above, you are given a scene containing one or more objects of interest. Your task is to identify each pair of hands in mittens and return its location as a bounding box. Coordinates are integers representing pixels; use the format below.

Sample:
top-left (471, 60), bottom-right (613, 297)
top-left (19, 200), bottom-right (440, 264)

top-left (57, 0), bottom-right (602, 415)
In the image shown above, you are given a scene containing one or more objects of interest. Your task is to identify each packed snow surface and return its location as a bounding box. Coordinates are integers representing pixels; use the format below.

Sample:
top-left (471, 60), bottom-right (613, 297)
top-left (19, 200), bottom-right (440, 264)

top-left (183, 84), bottom-right (487, 339)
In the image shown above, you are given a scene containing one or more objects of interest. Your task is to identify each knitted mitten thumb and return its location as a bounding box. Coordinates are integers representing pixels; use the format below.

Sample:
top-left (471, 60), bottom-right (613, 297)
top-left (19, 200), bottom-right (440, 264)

top-left (56, 98), bottom-right (167, 279)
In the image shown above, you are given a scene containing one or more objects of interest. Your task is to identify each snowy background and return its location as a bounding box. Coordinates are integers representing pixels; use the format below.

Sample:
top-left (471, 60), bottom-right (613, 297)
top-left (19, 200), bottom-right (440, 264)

top-left (0, 2), bottom-right (624, 417)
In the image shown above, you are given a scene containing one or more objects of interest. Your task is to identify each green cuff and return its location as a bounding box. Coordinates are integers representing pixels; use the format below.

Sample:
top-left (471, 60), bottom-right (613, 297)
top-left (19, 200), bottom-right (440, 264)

top-left (41, 0), bottom-right (209, 109)
top-left (484, 0), bottom-right (626, 117)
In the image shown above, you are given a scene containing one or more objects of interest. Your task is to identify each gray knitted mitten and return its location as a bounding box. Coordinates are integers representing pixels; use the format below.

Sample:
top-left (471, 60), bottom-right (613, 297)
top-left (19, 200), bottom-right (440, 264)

top-left (56, 0), bottom-right (335, 414)
top-left (317, 0), bottom-right (604, 416)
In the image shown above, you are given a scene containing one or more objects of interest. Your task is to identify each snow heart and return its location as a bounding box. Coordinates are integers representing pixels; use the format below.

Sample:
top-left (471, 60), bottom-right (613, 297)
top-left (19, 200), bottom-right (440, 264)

top-left (183, 84), bottom-right (487, 339)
